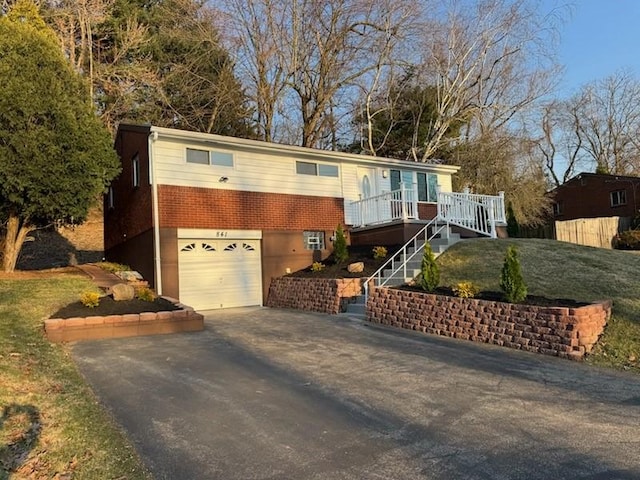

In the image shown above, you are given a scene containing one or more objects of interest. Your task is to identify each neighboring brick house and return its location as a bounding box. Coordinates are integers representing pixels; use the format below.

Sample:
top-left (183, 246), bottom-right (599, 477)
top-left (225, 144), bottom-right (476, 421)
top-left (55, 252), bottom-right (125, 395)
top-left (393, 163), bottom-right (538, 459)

top-left (106, 124), bottom-right (464, 310)
top-left (550, 172), bottom-right (640, 221)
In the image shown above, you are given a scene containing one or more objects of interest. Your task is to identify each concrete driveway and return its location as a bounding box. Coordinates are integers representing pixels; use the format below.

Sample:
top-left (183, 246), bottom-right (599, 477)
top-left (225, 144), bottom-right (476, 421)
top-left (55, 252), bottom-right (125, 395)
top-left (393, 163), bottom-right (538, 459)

top-left (72, 307), bottom-right (640, 480)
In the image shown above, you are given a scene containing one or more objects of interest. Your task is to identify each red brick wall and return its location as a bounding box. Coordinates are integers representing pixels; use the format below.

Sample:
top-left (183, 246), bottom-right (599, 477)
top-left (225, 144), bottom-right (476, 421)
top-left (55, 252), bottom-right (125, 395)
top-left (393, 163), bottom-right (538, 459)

top-left (158, 185), bottom-right (345, 230)
top-left (367, 287), bottom-right (610, 360)
top-left (266, 277), bottom-right (362, 314)
top-left (552, 174), bottom-right (640, 221)
top-left (105, 126), bottom-right (153, 250)
top-left (418, 203), bottom-right (437, 220)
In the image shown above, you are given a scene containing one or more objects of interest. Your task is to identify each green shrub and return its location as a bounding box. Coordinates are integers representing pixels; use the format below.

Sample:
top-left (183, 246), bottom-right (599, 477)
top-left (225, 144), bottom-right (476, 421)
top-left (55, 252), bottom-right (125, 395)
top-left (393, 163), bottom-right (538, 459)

top-left (136, 286), bottom-right (156, 302)
top-left (500, 245), bottom-right (527, 303)
top-left (80, 291), bottom-right (100, 308)
top-left (419, 243), bottom-right (439, 292)
top-left (96, 262), bottom-right (130, 273)
top-left (452, 281), bottom-right (479, 298)
top-left (614, 230), bottom-right (640, 250)
top-left (372, 246), bottom-right (388, 259)
top-left (333, 225), bottom-right (349, 264)
top-left (311, 262), bottom-right (325, 272)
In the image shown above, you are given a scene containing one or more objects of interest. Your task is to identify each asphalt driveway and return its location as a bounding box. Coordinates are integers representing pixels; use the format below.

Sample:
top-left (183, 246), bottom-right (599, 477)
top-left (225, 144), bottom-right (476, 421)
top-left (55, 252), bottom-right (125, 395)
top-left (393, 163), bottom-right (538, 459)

top-left (72, 307), bottom-right (640, 480)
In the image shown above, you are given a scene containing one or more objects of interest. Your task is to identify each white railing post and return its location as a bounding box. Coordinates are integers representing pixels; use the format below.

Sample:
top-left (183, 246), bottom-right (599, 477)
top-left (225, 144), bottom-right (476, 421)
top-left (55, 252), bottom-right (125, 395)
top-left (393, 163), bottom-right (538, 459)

top-left (488, 198), bottom-right (496, 238)
top-left (400, 182), bottom-right (408, 220)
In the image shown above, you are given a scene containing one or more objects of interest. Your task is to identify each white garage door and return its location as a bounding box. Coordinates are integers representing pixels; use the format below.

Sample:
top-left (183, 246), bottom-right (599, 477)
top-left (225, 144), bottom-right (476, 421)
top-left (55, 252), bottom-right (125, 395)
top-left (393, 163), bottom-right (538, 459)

top-left (178, 238), bottom-right (262, 310)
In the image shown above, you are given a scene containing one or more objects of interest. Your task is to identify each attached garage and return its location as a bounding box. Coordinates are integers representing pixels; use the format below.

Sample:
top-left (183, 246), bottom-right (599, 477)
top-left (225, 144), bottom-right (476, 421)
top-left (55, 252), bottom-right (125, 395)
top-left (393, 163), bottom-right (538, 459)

top-left (177, 229), bottom-right (262, 311)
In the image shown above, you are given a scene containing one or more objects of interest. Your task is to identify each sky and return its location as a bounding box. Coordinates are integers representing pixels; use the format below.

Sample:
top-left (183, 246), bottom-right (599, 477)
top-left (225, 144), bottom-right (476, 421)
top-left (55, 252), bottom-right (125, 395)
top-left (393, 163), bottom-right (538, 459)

top-left (546, 0), bottom-right (640, 97)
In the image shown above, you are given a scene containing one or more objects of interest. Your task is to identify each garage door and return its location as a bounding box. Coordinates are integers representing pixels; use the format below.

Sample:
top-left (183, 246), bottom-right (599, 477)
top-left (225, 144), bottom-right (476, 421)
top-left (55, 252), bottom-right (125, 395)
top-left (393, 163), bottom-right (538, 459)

top-left (178, 238), bottom-right (262, 310)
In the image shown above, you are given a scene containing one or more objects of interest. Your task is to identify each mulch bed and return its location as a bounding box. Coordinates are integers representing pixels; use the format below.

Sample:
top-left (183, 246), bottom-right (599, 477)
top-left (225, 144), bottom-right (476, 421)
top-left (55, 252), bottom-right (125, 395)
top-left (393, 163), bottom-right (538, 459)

top-left (287, 245), bottom-right (401, 279)
top-left (394, 285), bottom-right (588, 308)
top-left (51, 296), bottom-right (180, 319)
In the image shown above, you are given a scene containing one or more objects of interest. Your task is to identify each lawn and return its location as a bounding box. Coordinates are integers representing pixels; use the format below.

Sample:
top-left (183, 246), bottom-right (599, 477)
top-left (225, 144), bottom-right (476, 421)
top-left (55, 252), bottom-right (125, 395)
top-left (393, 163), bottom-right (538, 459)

top-left (0, 272), bottom-right (151, 479)
top-left (437, 238), bottom-right (640, 372)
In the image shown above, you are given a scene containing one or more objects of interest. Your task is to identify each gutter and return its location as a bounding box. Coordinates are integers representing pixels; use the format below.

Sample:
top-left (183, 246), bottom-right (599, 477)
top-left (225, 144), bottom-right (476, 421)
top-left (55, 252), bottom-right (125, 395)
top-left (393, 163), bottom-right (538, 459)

top-left (149, 130), bottom-right (163, 295)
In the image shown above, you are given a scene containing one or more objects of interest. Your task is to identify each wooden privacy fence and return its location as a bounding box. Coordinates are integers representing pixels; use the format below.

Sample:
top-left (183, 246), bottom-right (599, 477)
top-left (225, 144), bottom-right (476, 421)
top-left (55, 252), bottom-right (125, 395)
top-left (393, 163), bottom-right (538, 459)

top-left (554, 217), bottom-right (631, 249)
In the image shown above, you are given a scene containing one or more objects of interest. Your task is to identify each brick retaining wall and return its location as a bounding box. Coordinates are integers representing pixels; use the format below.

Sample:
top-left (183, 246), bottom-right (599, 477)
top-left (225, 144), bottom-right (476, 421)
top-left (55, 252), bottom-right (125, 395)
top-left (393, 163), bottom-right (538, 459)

top-left (45, 300), bottom-right (204, 343)
top-left (267, 277), bottom-right (362, 314)
top-left (367, 287), bottom-right (611, 360)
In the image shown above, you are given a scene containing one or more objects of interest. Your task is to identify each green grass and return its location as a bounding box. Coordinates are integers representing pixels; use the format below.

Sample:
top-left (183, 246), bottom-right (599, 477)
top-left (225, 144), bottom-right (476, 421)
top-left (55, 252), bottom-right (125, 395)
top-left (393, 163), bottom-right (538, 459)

top-left (0, 276), bottom-right (151, 479)
top-left (437, 238), bottom-right (640, 372)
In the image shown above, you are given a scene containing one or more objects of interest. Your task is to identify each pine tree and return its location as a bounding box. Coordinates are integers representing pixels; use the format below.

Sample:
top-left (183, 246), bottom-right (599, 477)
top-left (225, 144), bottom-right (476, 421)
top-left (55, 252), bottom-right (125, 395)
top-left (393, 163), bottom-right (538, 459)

top-left (419, 243), bottom-right (439, 292)
top-left (500, 245), bottom-right (527, 303)
top-left (333, 225), bottom-right (348, 264)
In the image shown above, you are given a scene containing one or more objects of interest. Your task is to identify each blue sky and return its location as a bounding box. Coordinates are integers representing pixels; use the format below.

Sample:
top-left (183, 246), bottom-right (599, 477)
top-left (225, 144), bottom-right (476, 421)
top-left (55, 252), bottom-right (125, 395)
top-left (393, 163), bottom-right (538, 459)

top-left (546, 1), bottom-right (640, 97)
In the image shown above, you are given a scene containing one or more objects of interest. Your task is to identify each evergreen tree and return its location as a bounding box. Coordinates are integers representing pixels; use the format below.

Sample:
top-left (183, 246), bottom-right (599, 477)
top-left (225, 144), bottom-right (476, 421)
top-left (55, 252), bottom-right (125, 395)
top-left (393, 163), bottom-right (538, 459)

top-left (333, 225), bottom-right (348, 264)
top-left (500, 245), bottom-right (527, 303)
top-left (419, 242), bottom-right (439, 292)
top-left (0, 0), bottom-right (120, 272)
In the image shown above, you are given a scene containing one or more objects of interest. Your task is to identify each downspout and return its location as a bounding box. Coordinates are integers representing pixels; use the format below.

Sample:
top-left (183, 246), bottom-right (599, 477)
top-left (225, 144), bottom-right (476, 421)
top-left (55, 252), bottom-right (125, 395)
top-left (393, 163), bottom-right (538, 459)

top-left (149, 130), bottom-right (163, 295)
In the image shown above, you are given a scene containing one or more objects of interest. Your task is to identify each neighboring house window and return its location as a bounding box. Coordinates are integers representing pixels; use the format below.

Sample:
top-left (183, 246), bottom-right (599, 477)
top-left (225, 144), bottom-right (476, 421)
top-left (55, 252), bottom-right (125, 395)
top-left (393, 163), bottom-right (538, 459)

top-left (186, 148), bottom-right (234, 167)
top-left (132, 154), bottom-right (140, 187)
top-left (295, 161), bottom-right (339, 177)
top-left (553, 201), bottom-right (563, 216)
top-left (610, 190), bottom-right (627, 207)
top-left (107, 187), bottom-right (114, 209)
top-left (390, 169), bottom-right (438, 202)
top-left (303, 231), bottom-right (325, 250)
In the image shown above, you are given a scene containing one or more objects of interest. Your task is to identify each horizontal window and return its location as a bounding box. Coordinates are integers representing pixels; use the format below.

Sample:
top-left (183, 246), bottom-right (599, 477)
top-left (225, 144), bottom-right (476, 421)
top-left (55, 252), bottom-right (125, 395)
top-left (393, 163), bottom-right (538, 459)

top-left (186, 148), bottom-right (234, 167)
top-left (296, 161), bottom-right (339, 178)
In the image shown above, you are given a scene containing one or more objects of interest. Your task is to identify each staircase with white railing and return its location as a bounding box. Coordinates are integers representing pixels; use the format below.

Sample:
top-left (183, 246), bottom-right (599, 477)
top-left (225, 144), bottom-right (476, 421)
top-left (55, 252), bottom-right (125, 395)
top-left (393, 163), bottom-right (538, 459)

top-left (343, 218), bottom-right (461, 317)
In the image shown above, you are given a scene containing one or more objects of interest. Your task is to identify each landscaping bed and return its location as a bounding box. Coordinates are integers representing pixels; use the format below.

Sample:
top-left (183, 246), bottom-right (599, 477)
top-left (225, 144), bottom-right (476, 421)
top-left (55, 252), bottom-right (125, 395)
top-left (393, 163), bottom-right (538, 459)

top-left (52, 295), bottom-right (179, 318)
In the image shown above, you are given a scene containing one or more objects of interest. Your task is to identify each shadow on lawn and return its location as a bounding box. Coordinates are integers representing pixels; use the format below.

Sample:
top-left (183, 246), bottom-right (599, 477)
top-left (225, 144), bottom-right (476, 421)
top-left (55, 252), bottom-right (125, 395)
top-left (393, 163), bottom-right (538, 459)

top-left (0, 404), bottom-right (41, 479)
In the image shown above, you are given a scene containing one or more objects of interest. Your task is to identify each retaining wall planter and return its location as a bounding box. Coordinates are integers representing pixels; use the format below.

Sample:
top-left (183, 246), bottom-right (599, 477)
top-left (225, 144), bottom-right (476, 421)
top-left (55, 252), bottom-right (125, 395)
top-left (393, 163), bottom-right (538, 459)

top-left (44, 298), bottom-right (204, 343)
top-left (267, 277), bottom-right (362, 314)
top-left (367, 287), bottom-right (611, 360)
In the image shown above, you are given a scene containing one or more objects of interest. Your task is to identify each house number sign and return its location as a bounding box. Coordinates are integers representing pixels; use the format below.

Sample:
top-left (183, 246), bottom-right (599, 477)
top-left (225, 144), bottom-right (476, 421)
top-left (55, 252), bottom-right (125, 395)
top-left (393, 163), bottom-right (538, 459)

top-left (215, 231), bottom-right (229, 238)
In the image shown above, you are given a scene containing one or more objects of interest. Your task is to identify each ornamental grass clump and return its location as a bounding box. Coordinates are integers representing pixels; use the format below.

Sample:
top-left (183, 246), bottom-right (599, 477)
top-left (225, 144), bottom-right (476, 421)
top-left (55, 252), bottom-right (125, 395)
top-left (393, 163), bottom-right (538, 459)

top-left (311, 262), bottom-right (325, 272)
top-left (452, 281), bottom-right (479, 298)
top-left (136, 286), bottom-right (156, 302)
top-left (372, 246), bottom-right (388, 259)
top-left (419, 243), bottom-right (439, 292)
top-left (500, 245), bottom-right (527, 303)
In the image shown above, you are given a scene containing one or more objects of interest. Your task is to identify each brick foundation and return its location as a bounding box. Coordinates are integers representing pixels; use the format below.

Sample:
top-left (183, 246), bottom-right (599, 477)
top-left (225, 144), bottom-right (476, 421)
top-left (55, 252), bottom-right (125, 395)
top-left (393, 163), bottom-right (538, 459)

top-left (267, 277), bottom-right (362, 314)
top-left (367, 287), bottom-right (611, 360)
top-left (44, 299), bottom-right (204, 343)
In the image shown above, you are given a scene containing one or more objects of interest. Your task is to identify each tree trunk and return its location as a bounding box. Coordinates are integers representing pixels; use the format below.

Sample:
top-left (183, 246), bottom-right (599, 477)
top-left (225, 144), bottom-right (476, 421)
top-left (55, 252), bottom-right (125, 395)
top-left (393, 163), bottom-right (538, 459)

top-left (2, 214), bottom-right (33, 273)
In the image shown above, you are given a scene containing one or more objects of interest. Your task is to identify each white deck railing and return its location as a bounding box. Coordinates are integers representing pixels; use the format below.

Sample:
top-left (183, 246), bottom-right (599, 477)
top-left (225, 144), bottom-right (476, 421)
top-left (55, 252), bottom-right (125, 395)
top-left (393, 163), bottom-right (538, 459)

top-left (350, 183), bottom-right (418, 227)
top-left (438, 191), bottom-right (506, 238)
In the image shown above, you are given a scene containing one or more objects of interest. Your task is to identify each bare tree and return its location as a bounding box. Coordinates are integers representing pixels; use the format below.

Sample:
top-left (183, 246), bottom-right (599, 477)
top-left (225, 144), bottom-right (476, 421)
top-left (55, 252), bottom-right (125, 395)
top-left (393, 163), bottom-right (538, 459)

top-left (415, 0), bottom-right (562, 160)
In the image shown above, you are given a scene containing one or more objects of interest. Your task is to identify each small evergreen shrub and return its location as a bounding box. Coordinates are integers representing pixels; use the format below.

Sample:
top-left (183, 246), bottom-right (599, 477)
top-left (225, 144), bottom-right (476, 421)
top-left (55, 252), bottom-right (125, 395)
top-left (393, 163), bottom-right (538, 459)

top-left (311, 262), bottom-right (325, 272)
top-left (506, 202), bottom-right (519, 237)
top-left (500, 245), bottom-right (527, 303)
top-left (80, 291), bottom-right (100, 308)
top-left (419, 243), bottom-right (439, 292)
top-left (452, 281), bottom-right (479, 298)
top-left (372, 246), bottom-right (388, 259)
top-left (333, 225), bottom-right (349, 264)
top-left (136, 286), bottom-right (156, 302)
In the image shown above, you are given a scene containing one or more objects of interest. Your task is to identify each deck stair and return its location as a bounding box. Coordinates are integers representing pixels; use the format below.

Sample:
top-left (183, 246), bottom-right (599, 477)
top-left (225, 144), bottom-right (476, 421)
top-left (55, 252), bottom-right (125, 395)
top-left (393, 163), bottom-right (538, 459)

top-left (343, 219), bottom-right (459, 318)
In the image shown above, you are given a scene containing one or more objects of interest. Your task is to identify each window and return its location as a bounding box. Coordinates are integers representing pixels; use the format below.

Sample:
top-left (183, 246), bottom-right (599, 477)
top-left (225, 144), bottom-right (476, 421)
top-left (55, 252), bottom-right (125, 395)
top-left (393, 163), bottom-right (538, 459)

top-left (553, 202), bottom-right (563, 216)
top-left (186, 148), bottom-right (234, 167)
top-left (186, 148), bottom-right (209, 165)
top-left (390, 169), bottom-right (438, 202)
top-left (132, 154), bottom-right (140, 187)
top-left (610, 190), bottom-right (627, 207)
top-left (303, 231), bottom-right (325, 250)
top-left (107, 187), bottom-right (114, 209)
top-left (296, 161), bottom-right (339, 177)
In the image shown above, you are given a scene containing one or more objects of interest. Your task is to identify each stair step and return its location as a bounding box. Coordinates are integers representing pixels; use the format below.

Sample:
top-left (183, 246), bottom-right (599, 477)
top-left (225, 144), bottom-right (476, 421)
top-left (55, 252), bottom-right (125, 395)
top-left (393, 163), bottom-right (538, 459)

top-left (345, 303), bottom-right (366, 315)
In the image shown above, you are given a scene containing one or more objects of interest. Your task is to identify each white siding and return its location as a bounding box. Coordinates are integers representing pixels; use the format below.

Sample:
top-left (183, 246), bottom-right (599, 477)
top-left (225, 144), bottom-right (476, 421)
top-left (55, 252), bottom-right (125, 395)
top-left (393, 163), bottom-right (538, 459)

top-left (151, 135), bottom-right (457, 200)
top-left (153, 138), bottom-right (342, 198)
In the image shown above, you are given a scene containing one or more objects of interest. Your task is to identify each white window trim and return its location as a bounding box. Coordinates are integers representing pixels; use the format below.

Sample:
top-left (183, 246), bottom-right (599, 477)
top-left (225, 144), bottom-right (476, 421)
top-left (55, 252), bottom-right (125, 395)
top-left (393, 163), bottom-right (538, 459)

top-left (295, 160), bottom-right (339, 178)
top-left (185, 147), bottom-right (235, 168)
top-left (391, 169), bottom-right (438, 203)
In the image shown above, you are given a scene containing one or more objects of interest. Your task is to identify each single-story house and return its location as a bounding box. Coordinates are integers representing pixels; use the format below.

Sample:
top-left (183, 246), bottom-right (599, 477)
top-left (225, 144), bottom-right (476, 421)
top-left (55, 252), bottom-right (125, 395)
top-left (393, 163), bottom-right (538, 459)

top-left (550, 172), bottom-right (640, 221)
top-left (106, 124), bottom-right (505, 310)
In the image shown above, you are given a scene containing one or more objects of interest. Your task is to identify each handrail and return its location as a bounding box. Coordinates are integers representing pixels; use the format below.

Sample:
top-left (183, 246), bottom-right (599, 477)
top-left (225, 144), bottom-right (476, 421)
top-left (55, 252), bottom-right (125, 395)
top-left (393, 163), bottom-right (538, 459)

top-left (350, 183), bottom-right (418, 227)
top-left (438, 191), bottom-right (506, 238)
top-left (363, 217), bottom-right (445, 300)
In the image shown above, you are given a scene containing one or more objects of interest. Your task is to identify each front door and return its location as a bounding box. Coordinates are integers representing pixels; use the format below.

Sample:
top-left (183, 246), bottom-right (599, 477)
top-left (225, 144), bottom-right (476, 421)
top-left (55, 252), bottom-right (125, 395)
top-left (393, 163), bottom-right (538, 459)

top-left (356, 167), bottom-right (382, 225)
